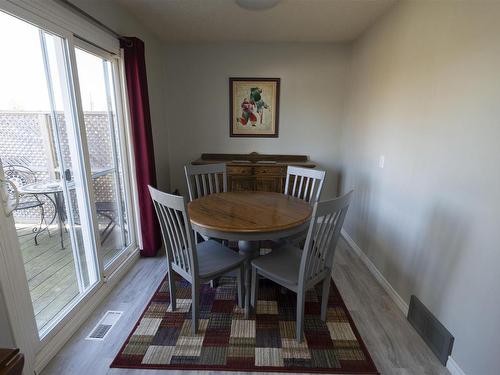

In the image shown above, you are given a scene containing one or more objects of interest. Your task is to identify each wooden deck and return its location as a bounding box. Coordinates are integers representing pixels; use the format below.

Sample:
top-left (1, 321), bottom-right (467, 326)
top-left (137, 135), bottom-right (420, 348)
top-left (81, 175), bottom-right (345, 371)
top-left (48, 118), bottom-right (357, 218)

top-left (17, 223), bottom-right (122, 332)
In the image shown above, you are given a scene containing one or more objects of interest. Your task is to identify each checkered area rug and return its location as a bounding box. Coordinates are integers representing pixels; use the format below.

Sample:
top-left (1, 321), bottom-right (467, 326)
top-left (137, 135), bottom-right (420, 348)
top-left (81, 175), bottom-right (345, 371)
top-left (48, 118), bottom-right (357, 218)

top-left (111, 276), bottom-right (378, 374)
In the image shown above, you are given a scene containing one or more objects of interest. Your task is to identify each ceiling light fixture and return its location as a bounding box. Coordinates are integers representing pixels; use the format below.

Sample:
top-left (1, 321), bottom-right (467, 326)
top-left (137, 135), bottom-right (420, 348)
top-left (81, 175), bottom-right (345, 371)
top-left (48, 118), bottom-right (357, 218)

top-left (236, 0), bottom-right (281, 11)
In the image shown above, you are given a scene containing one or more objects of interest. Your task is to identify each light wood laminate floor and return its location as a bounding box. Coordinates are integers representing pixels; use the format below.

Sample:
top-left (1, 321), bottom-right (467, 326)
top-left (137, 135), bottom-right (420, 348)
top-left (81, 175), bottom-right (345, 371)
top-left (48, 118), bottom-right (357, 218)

top-left (41, 238), bottom-right (450, 375)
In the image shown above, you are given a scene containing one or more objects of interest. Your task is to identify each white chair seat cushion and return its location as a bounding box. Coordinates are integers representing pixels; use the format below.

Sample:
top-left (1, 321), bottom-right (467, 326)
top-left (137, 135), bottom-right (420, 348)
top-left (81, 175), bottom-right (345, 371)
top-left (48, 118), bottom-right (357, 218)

top-left (197, 240), bottom-right (246, 280)
top-left (251, 246), bottom-right (302, 286)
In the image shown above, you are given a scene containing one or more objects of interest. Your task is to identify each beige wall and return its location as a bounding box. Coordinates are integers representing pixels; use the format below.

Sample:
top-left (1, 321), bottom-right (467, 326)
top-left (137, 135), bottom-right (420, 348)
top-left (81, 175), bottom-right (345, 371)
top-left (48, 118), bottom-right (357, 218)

top-left (164, 43), bottom-right (350, 197)
top-left (0, 287), bottom-right (14, 347)
top-left (342, 1), bottom-right (500, 373)
top-left (71, 0), bottom-right (171, 191)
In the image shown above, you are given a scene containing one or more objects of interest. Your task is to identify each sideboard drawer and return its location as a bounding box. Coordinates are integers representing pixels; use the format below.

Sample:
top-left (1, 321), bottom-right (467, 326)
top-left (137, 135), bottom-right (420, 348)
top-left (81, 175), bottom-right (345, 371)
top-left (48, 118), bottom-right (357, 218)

top-left (254, 166), bottom-right (286, 176)
top-left (227, 166), bottom-right (253, 175)
top-left (229, 176), bottom-right (256, 191)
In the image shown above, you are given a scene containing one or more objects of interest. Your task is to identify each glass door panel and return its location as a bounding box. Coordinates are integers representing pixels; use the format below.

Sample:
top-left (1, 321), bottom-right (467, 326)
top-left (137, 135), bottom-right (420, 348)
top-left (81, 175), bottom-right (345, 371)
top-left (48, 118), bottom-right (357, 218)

top-left (0, 11), bottom-right (99, 336)
top-left (74, 46), bottom-right (131, 268)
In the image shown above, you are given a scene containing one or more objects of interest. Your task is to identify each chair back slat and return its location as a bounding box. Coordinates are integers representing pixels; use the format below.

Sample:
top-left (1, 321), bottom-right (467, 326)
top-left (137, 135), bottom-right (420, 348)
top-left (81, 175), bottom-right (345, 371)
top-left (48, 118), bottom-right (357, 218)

top-left (290, 174), bottom-right (298, 196)
top-left (299, 191), bottom-right (353, 285)
top-left (185, 163), bottom-right (227, 201)
top-left (194, 174), bottom-right (202, 198)
top-left (208, 174), bottom-right (214, 192)
top-left (285, 166), bottom-right (326, 204)
top-left (166, 205), bottom-right (190, 271)
top-left (169, 207), bottom-right (189, 271)
top-left (172, 211), bottom-right (193, 273)
top-left (149, 186), bottom-right (198, 279)
top-left (302, 177), bottom-right (309, 200)
top-left (201, 174), bottom-right (208, 195)
top-left (214, 173), bottom-right (220, 192)
top-left (297, 176), bottom-right (305, 197)
top-left (156, 203), bottom-right (177, 262)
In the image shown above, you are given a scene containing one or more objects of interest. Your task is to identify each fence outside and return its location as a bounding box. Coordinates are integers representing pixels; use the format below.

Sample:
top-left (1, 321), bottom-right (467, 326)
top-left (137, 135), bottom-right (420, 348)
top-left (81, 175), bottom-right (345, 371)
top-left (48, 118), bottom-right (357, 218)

top-left (0, 110), bottom-right (117, 224)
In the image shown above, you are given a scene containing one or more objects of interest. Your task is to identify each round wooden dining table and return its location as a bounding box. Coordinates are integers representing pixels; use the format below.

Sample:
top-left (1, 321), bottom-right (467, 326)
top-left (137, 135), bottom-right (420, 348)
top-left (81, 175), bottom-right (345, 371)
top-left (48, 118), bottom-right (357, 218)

top-left (187, 191), bottom-right (313, 317)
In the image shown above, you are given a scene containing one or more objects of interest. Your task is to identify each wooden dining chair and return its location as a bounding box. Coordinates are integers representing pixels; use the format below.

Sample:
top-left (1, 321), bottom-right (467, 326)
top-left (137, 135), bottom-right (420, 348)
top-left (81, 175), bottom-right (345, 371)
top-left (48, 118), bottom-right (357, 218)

top-left (184, 163), bottom-right (227, 246)
top-left (250, 190), bottom-right (353, 342)
top-left (184, 163), bottom-right (227, 202)
top-left (184, 163), bottom-right (230, 287)
top-left (284, 166), bottom-right (326, 205)
top-left (149, 186), bottom-right (247, 333)
top-left (281, 166), bottom-right (326, 246)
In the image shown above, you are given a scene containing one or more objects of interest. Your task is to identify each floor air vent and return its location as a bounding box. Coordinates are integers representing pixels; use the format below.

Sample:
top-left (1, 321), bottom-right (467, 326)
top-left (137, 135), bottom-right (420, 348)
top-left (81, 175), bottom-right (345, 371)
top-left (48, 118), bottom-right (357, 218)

top-left (407, 295), bottom-right (454, 365)
top-left (86, 311), bottom-right (123, 341)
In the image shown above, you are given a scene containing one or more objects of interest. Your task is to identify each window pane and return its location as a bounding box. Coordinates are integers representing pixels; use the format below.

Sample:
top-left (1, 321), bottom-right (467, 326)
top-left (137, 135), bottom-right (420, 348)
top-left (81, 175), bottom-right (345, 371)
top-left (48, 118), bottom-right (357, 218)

top-left (75, 47), bottom-right (131, 267)
top-left (0, 11), bottom-right (99, 335)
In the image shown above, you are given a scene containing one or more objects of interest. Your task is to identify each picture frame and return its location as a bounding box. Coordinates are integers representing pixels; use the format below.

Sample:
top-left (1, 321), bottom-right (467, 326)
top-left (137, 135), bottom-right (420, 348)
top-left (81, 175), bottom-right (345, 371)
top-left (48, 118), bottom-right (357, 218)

top-left (229, 77), bottom-right (280, 138)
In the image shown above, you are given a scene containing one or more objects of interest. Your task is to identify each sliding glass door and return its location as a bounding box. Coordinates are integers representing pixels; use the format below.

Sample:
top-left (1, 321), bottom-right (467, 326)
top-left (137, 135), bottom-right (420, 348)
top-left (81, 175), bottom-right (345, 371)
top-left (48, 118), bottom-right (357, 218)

top-left (74, 43), bottom-right (132, 270)
top-left (0, 9), bottom-right (135, 341)
top-left (0, 10), bottom-right (100, 336)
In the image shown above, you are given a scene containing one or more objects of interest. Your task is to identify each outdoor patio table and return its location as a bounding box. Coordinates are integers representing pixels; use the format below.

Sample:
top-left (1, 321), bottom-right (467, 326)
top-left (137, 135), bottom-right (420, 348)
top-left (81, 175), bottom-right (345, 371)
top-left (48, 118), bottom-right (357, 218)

top-left (188, 191), bottom-right (313, 318)
top-left (17, 167), bottom-right (114, 249)
top-left (18, 180), bottom-right (66, 248)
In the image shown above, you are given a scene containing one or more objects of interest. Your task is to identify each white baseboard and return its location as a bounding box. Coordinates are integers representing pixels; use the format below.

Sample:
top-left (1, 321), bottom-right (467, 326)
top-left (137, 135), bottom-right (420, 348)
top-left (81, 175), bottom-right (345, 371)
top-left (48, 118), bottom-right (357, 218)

top-left (341, 229), bottom-right (409, 316)
top-left (341, 229), bottom-right (467, 375)
top-left (446, 356), bottom-right (466, 375)
top-left (35, 249), bottom-right (140, 373)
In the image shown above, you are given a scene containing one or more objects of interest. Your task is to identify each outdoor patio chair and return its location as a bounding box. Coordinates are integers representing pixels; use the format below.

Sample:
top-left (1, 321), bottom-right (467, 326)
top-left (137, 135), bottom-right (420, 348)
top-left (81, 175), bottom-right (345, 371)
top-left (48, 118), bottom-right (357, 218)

top-left (4, 164), bottom-right (50, 245)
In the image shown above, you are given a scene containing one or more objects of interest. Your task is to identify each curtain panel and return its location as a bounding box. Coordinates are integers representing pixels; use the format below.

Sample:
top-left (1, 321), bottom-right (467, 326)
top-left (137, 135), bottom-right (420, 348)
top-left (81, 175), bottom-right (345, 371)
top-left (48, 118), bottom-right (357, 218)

top-left (120, 37), bottom-right (161, 256)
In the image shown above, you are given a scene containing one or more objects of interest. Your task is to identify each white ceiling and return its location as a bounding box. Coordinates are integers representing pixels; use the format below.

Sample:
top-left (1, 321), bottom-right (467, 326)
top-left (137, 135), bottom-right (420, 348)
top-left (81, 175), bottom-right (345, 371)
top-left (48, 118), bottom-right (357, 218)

top-left (111, 0), bottom-right (397, 43)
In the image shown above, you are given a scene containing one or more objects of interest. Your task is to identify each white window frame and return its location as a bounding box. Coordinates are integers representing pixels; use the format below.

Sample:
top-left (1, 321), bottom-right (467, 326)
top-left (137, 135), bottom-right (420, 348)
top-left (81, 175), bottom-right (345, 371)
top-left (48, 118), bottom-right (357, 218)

top-left (36, 28), bottom-right (103, 340)
top-left (1, 0), bottom-right (119, 53)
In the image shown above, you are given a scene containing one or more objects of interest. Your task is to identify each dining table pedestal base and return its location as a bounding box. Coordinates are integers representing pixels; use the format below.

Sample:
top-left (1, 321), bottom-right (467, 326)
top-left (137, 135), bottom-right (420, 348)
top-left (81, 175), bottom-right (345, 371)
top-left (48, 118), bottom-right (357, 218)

top-left (238, 240), bottom-right (260, 319)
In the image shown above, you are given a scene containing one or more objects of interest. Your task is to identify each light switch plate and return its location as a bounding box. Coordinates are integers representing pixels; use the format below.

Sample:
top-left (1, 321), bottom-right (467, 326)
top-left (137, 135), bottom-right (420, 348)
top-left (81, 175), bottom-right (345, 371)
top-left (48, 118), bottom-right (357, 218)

top-left (378, 155), bottom-right (385, 169)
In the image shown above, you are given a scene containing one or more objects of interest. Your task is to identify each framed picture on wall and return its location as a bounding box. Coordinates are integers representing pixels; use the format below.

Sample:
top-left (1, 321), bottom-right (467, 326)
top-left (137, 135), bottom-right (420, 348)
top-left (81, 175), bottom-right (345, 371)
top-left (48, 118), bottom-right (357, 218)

top-left (229, 77), bottom-right (280, 137)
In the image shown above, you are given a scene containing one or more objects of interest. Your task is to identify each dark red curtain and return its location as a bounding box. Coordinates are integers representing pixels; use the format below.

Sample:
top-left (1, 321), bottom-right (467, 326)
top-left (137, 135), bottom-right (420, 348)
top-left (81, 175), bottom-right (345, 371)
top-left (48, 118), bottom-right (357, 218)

top-left (120, 37), bottom-right (161, 256)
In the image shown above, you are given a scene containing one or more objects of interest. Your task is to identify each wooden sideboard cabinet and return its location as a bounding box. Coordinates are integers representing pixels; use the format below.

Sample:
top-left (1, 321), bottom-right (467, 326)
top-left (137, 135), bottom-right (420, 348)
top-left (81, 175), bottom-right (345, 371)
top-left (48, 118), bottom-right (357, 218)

top-left (0, 348), bottom-right (24, 375)
top-left (191, 152), bottom-right (316, 193)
